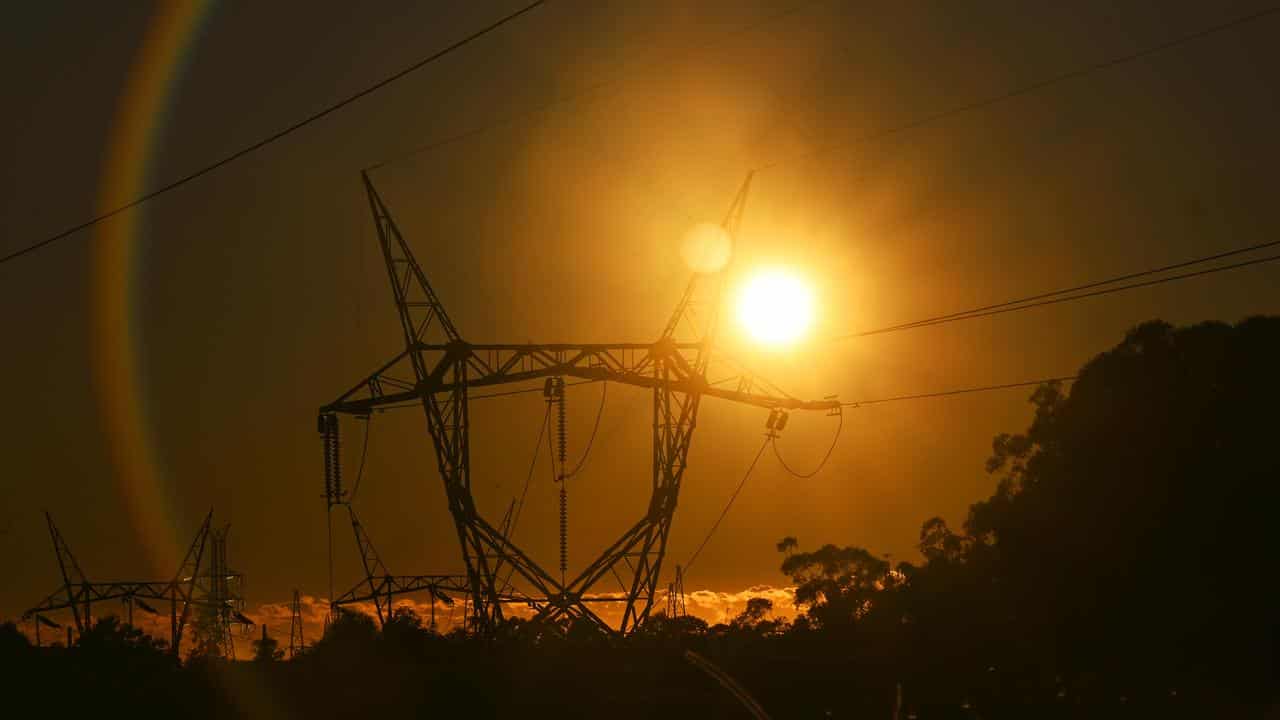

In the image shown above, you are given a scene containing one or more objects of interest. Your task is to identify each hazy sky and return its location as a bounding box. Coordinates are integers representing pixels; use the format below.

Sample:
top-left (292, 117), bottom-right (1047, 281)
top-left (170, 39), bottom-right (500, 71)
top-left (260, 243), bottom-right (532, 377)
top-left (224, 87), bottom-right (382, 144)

top-left (3, 0), bottom-right (1278, 623)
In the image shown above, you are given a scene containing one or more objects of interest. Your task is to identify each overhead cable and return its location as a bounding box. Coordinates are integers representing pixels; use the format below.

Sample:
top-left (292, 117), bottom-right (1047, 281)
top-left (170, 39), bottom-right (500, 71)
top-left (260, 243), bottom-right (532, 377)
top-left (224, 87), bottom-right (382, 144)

top-left (498, 402), bottom-right (551, 594)
top-left (564, 381), bottom-right (607, 479)
top-left (0, 1), bottom-right (547, 266)
top-left (346, 415), bottom-right (373, 503)
top-left (844, 376), bottom-right (1078, 406)
top-left (838, 251), bottom-right (1280, 340)
top-left (752, 5), bottom-right (1280, 173)
top-left (368, 0), bottom-right (827, 172)
top-left (771, 410), bottom-right (843, 479)
top-left (683, 437), bottom-right (771, 574)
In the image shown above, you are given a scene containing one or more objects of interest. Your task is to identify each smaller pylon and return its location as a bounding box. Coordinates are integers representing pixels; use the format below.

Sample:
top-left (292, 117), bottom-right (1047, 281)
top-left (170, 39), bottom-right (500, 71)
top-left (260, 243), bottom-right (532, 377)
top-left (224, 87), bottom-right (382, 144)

top-left (170, 509), bottom-right (212, 656)
top-left (348, 507), bottom-right (394, 625)
top-left (45, 512), bottom-right (89, 634)
top-left (288, 590), bottom-right (304, 658)
top-left (666, 564), bottom-right (687, 618)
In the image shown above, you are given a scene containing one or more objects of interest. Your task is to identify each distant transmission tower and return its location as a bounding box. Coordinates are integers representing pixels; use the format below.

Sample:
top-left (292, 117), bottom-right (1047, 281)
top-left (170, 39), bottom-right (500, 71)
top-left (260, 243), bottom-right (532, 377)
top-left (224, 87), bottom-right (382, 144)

top-left (329, 505), bottom-right (470, 626)
top-left (23, 510), bottom-right (255, 656)
top-left (288, 589), bottom-right (304, 658)
top-left (189, 524), bottom-right (252, 659)
top-left (666, 564), bottom-right (687, 618)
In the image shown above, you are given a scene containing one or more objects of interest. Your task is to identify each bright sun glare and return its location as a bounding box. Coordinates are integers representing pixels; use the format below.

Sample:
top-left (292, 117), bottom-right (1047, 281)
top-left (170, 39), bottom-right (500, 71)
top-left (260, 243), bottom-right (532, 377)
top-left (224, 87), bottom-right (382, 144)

top-left (736, 270), bottom-right (815, 345)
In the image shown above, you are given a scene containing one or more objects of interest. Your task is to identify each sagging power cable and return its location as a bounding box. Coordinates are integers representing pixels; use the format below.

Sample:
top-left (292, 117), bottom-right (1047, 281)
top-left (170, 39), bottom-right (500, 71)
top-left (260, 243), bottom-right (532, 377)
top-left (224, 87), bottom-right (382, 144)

top-left (771, 410), bottom-right (843, 479)
top-left (507, 403), bottom-right (550, 543)
top-left (346, 416), bottom-right (373, 503)
top-left (683, 437), bottom-right (771, 574)
top-left (564, 381), bottom-right (607, 479)
top-left (498, 402), bottom-right (551, 594)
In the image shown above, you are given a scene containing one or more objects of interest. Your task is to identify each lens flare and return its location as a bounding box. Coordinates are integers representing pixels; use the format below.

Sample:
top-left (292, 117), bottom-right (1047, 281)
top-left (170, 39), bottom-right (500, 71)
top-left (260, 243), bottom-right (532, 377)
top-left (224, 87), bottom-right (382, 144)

top-left (736, 270), bottom-right (815, 345)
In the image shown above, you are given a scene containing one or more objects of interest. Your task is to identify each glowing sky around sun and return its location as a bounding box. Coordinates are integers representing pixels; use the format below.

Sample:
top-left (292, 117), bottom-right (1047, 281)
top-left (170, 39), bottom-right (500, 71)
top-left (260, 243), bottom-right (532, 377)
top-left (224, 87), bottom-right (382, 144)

top-left (736, 270), bottom-right (815, 345)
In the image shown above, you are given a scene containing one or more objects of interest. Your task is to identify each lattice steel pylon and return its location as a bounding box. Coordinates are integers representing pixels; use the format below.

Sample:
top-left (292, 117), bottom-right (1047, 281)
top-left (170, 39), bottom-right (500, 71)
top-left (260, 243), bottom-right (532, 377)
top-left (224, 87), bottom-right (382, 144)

top-left (288, 589), bottom-right (304, 658)
top-left (23, 510), bottom-right (241, 656)
top-left (666, 564), bottom-right (687, 618)
top-left (330, 504), bottom-right (472, 627)
top-left (319, 171), bottom-right (838, 636)
top-left (187, 523), bottom-right (252, 659)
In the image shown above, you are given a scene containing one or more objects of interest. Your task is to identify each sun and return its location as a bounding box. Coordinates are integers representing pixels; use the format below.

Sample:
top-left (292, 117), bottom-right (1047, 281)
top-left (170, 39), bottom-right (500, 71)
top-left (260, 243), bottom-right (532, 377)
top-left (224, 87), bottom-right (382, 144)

top-left (736, 269), bottom-right (815, 345)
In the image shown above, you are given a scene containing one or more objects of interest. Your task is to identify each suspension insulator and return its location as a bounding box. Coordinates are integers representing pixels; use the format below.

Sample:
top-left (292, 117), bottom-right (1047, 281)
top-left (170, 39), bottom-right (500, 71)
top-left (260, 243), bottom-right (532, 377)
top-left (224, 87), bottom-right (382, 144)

top-left (559, 485), bottom-right (568, 574)
top-left (332, 437), bottom-right (344, 502)
top-left (320, 416), bottom-right (333, 500)
top-left (556, 385), bottom-right (567, 471)
top-left (320, 415), bottom-right (341, 507)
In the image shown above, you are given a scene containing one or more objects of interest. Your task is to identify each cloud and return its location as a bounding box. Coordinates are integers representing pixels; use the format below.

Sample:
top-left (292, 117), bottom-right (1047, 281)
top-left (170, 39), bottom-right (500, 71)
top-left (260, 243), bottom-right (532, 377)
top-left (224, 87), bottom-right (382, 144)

top-left (683, 585), bottom-right (799, 624)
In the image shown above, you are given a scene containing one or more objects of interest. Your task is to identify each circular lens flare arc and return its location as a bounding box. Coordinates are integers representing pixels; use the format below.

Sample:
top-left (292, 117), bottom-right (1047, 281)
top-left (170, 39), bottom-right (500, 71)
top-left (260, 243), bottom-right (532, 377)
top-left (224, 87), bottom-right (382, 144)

top-left (92, 0), bottom-right (216, 576)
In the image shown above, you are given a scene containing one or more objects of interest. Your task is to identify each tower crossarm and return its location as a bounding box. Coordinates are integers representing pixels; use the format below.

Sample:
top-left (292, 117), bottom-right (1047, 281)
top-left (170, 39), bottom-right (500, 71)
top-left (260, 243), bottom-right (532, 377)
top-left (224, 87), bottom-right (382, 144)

top-left (23, 581), bottom-right (191, 619)
top-left (321, 342), bottom-right (839, 415)
top-left (332, 574), bottom-right (530, 607)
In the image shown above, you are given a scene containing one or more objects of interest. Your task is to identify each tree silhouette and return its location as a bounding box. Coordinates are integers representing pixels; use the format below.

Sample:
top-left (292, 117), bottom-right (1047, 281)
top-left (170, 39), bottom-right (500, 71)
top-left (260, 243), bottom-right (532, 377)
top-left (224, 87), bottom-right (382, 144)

top-left (776, 536), bottom-right (798, 556)
top-left (779, 541), bottom-right (898, 630)
top-left (251, 626), bottom-right (283, 662)
top-left (909, 317), bottom-right (1280, 709)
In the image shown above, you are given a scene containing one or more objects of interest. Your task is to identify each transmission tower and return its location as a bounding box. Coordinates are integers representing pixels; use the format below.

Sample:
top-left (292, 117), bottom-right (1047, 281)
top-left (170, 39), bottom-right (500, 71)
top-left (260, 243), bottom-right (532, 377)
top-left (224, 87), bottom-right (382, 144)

top-left (666, 564), bottom-right (687, 618)
top-left (288, 589), bottom-right (305, 657)
top-left (329, 504), bottom-right (473, 629)
top-left (318, 171), bottom-right (837, 636)
top-left (23, 510), bottom-right (251, 656)
top-left (187, 524), bottom-right (246, 659)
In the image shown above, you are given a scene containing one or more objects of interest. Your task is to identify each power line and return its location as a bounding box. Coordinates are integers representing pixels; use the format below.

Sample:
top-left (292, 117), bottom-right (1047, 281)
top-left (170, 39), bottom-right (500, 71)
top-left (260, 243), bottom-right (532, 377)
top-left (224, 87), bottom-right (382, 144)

top-left (753, 5), bottom-right (1280, 173)
top-left (683, 437), bottom-right (771, 574)
top-left (8, 3), bottom-right (1275, 269)
top-left (679, 375), bottom-right (1079, 566)
top-left (498, 402), bottom-right (552, 595)
top-left (0, 1), bottom-right (547, 267)
top-left (839, 250), bottom-right (1280, 340)
top-left (347, 416), bottom-right (373, 503)
top-left (771, 410), bottom-right (843, 479)
top-left (844, 376), bottom-right (1078, 407)
top-left (368, 0), bottom-right (827, 172)
top-left (852, 240), bottom-right (1280, 338)
top-left (507, 403), bottom-right (550, 542)
top-left (564, 382), bottom-right (607, 479)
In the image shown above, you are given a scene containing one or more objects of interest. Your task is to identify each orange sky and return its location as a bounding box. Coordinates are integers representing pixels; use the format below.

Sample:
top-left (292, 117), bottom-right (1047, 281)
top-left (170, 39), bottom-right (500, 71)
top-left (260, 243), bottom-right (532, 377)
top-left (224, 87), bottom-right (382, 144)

top-left (3, 1), bottom-right (1279, 627)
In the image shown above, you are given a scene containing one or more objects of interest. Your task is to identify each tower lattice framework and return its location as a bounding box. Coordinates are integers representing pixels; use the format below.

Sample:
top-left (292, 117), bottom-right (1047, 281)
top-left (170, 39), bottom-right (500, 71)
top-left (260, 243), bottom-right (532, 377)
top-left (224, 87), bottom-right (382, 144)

top-left (319, 172), bottom-right (837, 635)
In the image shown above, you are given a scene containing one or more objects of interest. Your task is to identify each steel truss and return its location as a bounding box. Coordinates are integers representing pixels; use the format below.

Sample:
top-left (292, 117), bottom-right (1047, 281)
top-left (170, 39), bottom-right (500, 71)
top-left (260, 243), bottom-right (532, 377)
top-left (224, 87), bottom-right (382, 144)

top-left (319, 172), bottom-right (837, 636)
top-left (23, 510), bottom-right (252, 657)
top-left (331, 504), bottom-right (477, 629)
